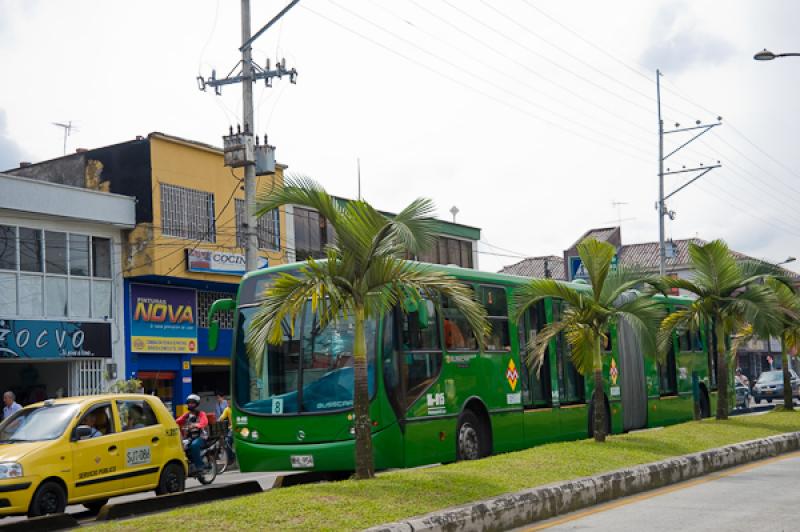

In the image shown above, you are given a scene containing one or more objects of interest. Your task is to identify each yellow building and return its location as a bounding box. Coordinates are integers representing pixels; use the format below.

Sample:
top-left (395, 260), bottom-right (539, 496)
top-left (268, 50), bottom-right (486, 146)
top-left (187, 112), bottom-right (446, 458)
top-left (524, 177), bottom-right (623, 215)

top-left (9, 132), bottom-right (288, 413)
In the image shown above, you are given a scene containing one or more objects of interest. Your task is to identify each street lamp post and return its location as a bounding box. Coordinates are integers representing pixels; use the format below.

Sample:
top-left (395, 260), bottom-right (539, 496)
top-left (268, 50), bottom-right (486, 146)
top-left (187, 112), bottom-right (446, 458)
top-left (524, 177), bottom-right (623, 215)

top-left (754, 49), bottom-right (800, 61)
top-left (776, 257), bottom-right (796, 266)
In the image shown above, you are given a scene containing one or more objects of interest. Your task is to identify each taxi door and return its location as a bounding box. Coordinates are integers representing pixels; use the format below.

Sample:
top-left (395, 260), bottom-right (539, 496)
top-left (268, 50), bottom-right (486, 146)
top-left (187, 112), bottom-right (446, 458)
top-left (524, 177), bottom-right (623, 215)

top-left (114, 399), bottom-right (164, 490)
top-left (71, 402), bottom-right (127, 499)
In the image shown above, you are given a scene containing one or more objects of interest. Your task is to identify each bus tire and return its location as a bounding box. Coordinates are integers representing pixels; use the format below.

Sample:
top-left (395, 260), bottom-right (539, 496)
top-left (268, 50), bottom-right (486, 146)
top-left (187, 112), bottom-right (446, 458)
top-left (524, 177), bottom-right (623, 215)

top-left (456, 410), bottom-right (487, 461)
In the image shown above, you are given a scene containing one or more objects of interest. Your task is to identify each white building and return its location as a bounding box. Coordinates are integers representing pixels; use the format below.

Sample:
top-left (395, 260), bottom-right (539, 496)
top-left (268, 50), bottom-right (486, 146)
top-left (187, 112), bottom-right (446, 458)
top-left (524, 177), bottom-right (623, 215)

top-left (0, 173), bottom-right (135, 402)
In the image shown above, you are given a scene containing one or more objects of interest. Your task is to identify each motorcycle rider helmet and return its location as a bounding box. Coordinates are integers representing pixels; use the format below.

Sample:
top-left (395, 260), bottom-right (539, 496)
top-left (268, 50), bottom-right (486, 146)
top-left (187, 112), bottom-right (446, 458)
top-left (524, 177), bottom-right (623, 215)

top-left (186, 393), bottom-right (201, 410)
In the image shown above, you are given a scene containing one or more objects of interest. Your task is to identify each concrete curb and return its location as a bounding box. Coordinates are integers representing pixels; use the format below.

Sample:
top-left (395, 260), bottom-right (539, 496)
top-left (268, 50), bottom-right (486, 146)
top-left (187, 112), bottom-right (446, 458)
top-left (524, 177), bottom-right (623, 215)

top-left (95, 480), bottom-right (262, 521)
top-left (0, 513), bottom-right (79, 532)
top-left (367, 431), bottom-right (800, 532)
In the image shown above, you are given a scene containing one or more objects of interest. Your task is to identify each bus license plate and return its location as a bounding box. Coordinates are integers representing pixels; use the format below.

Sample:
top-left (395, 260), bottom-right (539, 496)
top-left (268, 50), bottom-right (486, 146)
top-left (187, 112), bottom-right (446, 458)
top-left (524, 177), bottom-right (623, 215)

top-left (290, 455), bottom-right (314, 469)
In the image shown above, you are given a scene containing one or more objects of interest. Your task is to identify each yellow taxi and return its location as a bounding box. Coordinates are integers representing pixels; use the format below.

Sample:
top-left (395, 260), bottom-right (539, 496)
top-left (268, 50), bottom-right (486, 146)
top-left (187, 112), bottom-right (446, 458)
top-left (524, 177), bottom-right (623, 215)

top-left (0, 394), bottom-right (187, 517)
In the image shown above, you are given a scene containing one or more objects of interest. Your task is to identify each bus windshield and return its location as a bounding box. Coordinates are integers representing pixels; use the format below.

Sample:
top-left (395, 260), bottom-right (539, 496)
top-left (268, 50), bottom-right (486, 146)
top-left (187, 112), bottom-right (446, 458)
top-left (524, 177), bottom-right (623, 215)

top-left (234, 303), bottom-right (376, 415)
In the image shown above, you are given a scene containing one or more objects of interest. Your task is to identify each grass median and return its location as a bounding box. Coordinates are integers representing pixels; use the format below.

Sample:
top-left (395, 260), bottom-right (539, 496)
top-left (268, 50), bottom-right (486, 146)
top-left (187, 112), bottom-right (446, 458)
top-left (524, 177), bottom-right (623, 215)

top-left (97, 411), bottom-right (800, 531)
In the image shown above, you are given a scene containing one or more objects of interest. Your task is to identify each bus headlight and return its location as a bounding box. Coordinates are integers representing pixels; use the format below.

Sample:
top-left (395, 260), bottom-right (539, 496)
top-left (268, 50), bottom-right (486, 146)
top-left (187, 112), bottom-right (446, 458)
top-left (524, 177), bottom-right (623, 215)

top-left (0, 462), bottom-right (23, 479)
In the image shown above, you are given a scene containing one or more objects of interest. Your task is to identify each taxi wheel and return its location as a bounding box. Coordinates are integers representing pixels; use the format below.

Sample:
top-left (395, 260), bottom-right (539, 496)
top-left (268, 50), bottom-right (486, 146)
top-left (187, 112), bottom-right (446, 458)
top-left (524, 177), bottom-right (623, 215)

top-left (28, 480), bottom-right (66, 517)
top-left (156, 463), bottom-right (185, 495)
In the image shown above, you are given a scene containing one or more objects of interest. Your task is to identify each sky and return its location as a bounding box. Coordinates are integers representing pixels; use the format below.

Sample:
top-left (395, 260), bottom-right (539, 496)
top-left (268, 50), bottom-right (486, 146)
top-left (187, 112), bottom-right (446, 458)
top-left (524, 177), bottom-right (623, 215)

top-left (2, 0), bottom-right (800, 273)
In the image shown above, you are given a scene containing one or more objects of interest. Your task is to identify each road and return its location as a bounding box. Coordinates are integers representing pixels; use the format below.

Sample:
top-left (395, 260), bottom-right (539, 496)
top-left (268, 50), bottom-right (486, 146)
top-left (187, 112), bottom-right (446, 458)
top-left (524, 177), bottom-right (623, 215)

top-left (1, 469), bottom-right (283, 525)
top-left (520, 451), bottom-right (800, 532)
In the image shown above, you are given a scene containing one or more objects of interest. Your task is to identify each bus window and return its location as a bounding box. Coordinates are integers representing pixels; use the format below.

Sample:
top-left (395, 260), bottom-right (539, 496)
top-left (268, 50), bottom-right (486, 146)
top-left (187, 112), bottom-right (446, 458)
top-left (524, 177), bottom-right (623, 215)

top-left (518, 303), bottom-right (551, 408)
top-left (479, 285), bottom-right (511, 352)
top-left (402, 302), bottom-right (443, 408)
top-left (442, 296), bottom-right (478, 351)
top-left (679, 330), bottom-right (691, 352)
top-left (553, 302), bottom-right (585, 404)
top-left (659, 345), bottom-right (678, 395)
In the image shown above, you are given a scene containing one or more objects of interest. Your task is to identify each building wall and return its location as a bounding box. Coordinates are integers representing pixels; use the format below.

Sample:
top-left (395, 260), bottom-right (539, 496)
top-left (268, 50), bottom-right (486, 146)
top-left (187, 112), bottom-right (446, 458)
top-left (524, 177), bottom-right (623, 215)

top-left (0, 211), bottom-right (128, 400)
top-left (125, 134), bottom-right (287, 280)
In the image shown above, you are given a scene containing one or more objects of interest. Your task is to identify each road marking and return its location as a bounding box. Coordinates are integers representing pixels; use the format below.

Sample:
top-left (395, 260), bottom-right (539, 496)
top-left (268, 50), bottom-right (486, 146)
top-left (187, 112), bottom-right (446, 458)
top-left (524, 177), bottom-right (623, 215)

top-left (522, 450), bottom-right (800, 531)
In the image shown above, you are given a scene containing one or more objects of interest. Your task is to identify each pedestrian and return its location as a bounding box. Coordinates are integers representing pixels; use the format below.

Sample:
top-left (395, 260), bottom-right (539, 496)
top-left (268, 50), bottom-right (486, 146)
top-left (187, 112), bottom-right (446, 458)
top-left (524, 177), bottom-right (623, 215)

top-left (3, 391), bottom-right (21, 420)
top-left (214, 391), bottom-right (228, 421)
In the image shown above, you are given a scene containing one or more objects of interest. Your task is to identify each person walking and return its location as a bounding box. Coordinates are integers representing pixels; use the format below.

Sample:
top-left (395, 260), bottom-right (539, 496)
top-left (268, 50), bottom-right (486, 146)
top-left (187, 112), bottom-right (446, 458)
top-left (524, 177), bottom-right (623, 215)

top-left (3, 391), bottom-right (21, 421)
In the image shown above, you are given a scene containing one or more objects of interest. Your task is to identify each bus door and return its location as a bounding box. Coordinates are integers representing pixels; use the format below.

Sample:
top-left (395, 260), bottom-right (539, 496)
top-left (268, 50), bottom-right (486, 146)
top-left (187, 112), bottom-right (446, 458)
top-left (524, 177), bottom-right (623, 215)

top-left (383, 301), bottom-right (449, 467)
top-left (551, 302), bottom-right (587, 439)
top-left (616, 313), bottom-right (648, 431)
top-left (518, 303), bottom-right (554, 446)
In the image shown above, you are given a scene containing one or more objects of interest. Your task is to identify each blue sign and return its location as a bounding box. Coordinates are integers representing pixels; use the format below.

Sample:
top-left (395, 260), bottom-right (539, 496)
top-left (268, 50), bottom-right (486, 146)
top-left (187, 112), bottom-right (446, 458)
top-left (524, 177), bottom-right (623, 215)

top-left (130, 284), bottom-right (198, 354)
top-left (0, 319), bottom-right (112, 359)
top-left (569, 255), bottom-right (618, 282)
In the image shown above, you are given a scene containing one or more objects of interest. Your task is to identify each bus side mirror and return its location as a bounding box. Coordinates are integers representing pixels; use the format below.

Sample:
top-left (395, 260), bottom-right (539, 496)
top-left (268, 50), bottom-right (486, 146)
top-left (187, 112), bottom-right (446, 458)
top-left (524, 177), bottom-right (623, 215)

top-left (208, 298), bottom-right (236, 351)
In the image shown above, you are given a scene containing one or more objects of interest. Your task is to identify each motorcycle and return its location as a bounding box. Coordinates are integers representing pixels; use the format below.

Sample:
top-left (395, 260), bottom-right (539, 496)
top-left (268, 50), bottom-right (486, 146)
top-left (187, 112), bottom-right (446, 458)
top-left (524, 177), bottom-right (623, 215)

top-left (182, 416), bottom-right (218, 485)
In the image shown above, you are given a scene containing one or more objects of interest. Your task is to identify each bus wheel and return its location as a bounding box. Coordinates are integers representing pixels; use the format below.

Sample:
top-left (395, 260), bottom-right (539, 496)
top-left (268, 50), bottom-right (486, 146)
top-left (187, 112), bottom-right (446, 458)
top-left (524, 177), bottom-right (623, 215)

top-left (457, 410), bottom-right (484, 461)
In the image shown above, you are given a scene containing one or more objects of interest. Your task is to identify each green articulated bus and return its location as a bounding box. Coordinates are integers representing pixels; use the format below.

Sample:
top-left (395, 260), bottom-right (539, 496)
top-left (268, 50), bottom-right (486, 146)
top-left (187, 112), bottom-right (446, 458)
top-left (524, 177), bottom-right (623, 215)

top-left (208, 262), bottom-right (724, 473)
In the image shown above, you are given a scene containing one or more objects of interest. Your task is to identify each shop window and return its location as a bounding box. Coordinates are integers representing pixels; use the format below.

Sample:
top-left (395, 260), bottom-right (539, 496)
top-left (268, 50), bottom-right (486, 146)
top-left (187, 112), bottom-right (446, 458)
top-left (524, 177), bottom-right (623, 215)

top-left (0, 225), bottom-right (16, 270)
top-left (0, 226), bottom-right (115, 319)
top-left (45, 231), bottom-right (67, 274)
top-left (160, 183), bottom-right (216, 242)
top-left (235, 199), bottom-right (281, 250)
top-left (417, 236), bottom-right (473, 269)
top-left (117, 400), bottom-right (159, 431)
top-left (92, 237), bottom-right (111, 278)
top-left (293, 207), bottom-right (333, 260)
top-left (479, 285), bottom-right (510, 352)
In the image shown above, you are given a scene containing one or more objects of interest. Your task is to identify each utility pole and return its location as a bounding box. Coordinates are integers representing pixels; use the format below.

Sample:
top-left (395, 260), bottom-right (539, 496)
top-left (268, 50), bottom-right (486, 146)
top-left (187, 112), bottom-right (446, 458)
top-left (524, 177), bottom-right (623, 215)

top-left (197, 0), bottom-right (299, 272)
top-left (656, 70), bottom-right (722, 275)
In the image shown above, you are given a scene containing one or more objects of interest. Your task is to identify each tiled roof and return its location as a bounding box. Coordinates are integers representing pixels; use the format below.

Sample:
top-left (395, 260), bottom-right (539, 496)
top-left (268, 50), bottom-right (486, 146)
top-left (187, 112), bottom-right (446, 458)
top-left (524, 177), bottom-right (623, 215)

top-left (567, 227), bottom-right (618, 249)
top-left (499, 256), bottom-right (566, 280)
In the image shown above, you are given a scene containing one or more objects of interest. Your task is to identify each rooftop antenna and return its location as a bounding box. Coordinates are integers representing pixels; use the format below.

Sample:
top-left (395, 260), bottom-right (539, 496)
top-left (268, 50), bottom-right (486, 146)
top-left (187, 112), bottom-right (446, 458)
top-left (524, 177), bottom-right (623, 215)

top-left (52, 121), bottom-right (78, 155)
top-left (611, 200), bottom-right (628, 226)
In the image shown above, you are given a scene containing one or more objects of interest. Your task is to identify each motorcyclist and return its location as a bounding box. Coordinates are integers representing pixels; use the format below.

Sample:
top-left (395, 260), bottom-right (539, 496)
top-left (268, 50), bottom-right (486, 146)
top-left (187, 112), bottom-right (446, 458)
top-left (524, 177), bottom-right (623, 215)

top-left (176, 394), bottom-right (209, 472)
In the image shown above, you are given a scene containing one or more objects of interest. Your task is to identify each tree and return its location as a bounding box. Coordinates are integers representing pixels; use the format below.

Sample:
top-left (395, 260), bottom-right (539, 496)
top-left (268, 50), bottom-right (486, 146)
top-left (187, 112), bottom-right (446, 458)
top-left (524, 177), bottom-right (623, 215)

top-left (246, 176), bottom-right (489, 479)
top-left (511, 238), bottom-right (664, 442)
top-left (733, 278), bottom-right (800, 410)
top-left (655, 240), bottom-right (783, 420)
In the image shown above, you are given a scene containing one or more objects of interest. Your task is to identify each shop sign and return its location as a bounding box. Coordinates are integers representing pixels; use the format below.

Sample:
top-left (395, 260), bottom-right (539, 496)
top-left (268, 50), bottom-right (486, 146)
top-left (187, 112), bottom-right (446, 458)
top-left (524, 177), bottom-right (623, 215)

top-left (186, 248), bottom-right (267, 276)
top-left (0, 319), bottom-right (111, 359)
top-left (130, 284), bottom-right (197, 354)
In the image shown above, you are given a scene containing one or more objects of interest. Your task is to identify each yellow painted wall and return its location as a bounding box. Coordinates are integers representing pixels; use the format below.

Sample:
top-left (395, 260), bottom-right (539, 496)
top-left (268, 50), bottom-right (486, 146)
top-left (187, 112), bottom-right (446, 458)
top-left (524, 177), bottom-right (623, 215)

top-left (124, 133), bottom-right (287, 280)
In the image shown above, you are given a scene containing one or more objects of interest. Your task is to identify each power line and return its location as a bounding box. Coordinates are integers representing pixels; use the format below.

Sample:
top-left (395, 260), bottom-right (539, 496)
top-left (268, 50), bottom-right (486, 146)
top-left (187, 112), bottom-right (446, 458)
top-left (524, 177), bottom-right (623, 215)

top-left (303, 3), bottom-right (652, 165)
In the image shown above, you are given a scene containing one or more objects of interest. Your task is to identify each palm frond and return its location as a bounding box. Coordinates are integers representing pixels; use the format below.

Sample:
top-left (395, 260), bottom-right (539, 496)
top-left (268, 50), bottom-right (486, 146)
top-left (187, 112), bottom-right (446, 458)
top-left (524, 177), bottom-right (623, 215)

top-left (254, 175), bottom-right (342, 230)
top-left (688, 239), bottom-right (741, 295)
top-left (510, 279), bottom-right (586, 322)
top-left (656, 308), bottom-right (696, 362)
top-left (386, 197), bottom-right (438, 257)
top-left (562, 314), bottom-right (597, 374)
top-left (730, 323), bottom-right (755, 358)
top-left (524, 321), bottom-right (567, 375)
top-left (576, 238), bottom-right (616, 300)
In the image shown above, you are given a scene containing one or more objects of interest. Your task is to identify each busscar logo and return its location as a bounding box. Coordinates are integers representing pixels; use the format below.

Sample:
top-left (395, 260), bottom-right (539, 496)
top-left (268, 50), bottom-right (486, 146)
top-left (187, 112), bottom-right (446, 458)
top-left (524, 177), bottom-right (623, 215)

top-left (506, 359), bottom-right (519, 391)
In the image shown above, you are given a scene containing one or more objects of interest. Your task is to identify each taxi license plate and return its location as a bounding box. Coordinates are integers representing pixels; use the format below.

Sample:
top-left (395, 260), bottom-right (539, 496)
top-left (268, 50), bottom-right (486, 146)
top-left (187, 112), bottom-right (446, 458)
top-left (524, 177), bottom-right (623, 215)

top-left (290, 455), bottom-right (314, 469)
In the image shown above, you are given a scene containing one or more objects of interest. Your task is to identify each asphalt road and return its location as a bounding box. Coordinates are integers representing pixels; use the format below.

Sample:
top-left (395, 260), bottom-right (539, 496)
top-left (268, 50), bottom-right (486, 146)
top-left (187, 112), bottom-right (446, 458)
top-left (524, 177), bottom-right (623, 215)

top-left (1, 468), bottom-right (283, 524)
top-left (520, 451), bottom-right (800, 532)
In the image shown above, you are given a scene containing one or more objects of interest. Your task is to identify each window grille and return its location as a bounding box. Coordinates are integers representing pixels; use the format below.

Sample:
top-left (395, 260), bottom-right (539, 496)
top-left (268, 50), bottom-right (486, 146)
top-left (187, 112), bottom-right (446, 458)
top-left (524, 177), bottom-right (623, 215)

top-left (235, 199), bottom-right (280, 250)
top-left (69, 358), bottom-right (105, 396)
top-left (197, 290), bottom-right (234, 329)
top-left (160, 183), bottom-right (216, 242)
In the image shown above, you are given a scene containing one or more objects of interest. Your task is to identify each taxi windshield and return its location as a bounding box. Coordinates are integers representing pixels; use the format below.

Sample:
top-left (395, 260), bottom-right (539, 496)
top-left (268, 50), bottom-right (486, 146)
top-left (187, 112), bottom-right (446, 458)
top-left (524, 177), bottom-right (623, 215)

top-left (0, 404), bottom-right (80, 443)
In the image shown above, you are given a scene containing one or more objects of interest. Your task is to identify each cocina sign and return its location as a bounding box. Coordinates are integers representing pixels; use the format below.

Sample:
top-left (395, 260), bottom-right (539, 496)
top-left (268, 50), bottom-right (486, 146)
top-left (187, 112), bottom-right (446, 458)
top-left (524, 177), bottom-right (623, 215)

top-left (186, 248), bottom-right (267, 276)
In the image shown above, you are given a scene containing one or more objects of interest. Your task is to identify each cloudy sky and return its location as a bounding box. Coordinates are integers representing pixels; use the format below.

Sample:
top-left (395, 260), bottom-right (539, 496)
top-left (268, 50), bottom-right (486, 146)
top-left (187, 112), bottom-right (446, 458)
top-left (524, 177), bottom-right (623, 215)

top-left (2, 0), bottom-right (800, 272)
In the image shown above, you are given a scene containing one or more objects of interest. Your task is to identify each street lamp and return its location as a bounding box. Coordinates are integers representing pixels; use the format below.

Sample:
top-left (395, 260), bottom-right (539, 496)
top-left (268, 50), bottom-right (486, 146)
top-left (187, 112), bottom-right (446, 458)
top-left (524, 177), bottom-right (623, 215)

top-left (777, 256), bottom-right (796, 266)
top-left (754, 49), bottom-right (800, 61)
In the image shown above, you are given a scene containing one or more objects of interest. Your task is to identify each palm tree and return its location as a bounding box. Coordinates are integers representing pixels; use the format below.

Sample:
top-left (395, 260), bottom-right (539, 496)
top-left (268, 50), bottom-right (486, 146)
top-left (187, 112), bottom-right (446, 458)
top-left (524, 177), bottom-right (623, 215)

top-left (511, 238), bottom-right (664, 442)
top-left (655, 240), bottom-right (784, 420)
top-left (733, 279), bottom-right (800, 410)
top-left (245, 176), bottom-right (489, 479)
